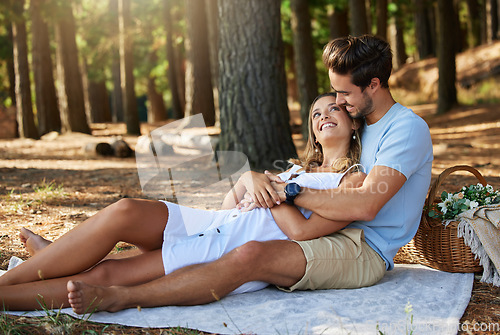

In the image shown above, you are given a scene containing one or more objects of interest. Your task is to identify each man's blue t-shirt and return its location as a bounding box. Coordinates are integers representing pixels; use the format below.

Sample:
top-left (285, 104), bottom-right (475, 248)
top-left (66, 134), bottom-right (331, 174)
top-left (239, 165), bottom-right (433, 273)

top-left (349, 103), bottom-right (433, 270)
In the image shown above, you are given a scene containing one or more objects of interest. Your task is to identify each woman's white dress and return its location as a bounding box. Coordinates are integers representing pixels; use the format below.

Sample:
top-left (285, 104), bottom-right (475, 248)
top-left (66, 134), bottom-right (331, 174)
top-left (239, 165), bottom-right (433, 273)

top-left (160, 164), bottom-right (354, 294)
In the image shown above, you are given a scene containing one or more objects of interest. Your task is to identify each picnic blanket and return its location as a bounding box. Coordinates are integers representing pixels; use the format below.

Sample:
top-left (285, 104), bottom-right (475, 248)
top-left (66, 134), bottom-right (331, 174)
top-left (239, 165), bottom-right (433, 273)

top-left (2, 258), bottom-right (473, 335)
top-left (456, 204), bottom-right (500, 286)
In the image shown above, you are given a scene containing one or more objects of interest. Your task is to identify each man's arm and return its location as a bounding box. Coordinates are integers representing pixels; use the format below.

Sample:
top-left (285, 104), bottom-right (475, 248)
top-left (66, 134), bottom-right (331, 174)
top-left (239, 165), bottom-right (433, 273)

top-left (273, 166), bottom-right (406, 222)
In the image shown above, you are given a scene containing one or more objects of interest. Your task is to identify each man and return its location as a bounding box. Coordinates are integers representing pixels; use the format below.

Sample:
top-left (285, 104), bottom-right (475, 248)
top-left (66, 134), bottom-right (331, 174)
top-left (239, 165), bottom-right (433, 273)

top-left (67, 35), bottom-right (433, 313)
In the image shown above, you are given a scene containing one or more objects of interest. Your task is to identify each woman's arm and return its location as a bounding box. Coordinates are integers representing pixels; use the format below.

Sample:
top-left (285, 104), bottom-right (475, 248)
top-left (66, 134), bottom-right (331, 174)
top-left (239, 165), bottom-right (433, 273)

top-left (270, 171), bottom-right (367, 240)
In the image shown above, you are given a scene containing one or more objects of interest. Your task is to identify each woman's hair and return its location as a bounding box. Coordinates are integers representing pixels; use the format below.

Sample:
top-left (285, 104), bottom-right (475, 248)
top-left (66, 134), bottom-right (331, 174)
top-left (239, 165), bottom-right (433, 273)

top-left (291, 92), bottom-right (362, 173)
top-left (322, 35), bottom-right (392, 89)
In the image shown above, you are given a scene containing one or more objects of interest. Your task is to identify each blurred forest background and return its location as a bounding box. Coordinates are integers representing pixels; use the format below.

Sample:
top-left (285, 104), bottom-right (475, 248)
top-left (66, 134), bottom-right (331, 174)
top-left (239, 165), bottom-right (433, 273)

top-left (1, 0), bottom-right (499, 169)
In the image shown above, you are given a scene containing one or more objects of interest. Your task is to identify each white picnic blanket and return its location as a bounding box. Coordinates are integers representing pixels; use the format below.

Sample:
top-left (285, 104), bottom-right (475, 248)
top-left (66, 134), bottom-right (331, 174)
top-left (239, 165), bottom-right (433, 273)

top-left (2, 257), bottom-right (473, 335)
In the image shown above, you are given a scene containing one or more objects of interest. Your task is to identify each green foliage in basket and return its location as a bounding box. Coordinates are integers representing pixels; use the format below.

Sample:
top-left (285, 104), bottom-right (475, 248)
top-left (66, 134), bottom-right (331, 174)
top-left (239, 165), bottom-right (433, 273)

top-left (428, 183), bottom-right (500, 220)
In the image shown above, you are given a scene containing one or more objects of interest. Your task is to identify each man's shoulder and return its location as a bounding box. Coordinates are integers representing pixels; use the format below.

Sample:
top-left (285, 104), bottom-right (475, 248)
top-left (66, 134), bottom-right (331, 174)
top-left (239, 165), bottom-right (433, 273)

top-left (388, 103), bottom-right (430, 131)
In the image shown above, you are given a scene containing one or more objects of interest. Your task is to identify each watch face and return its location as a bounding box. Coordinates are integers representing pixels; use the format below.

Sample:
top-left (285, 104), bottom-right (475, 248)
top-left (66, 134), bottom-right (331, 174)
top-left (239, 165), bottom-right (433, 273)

top-left (286, 182), bottom-right (301, 196)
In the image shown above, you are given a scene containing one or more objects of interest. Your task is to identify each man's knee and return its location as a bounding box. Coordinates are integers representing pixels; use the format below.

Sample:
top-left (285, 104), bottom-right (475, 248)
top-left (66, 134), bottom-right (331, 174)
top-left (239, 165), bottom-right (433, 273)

top-left (232, 241), bottom-right (268, 269)
top-left (84, 260), bottom-right (119, 285)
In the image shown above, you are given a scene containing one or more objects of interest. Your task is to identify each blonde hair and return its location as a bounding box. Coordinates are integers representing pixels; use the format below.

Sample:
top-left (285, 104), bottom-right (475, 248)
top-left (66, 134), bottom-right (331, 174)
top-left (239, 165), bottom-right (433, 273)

top-left (291, 93), bottom-right (362, 173)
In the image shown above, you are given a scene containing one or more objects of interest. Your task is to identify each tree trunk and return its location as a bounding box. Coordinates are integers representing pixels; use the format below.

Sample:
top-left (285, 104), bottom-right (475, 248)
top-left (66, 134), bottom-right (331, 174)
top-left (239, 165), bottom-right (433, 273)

top-left (30, 0), bottom-right (61, 135)
top-left (184, 0), bottom-right (215, 126)
top-left (414, 0), bottom-right (436, 60)
top-left (349, 0), bottom-right (369, 36)
top-left (376, 0), bottom-right (388, 40)
top-left (119, 0), bottom-right (140, 135)
top-left (205, 0), bottom-right (220, 126)
top-left (12, 0), bottom-right (38, 139)
top-left (290, 0), bottom-right (318, 138)
top-left (88, 79), bottom-right (112, 123)
top-left (394, 12), bottom-right (407, 69)
top-left (437, 0), bottom-right (458, 114)
top-left (163, 0), bottom-right (184, 119)
top-left (55, 1), bottom-right (90, 134)
top-left (109, 0), bottom-right (124, 122)
top-left (491, 0), bottom-right (499, 40)
top-left (328, 4), bottom-right (349, 39)
top-left (6, 25), bottom-right (17, 107)
top-left (146, 51), bottom-right (167, 123)
top-left (218, 0), bottom-right (296, 170)
top-left (466, 0), bottom-right (482, 47)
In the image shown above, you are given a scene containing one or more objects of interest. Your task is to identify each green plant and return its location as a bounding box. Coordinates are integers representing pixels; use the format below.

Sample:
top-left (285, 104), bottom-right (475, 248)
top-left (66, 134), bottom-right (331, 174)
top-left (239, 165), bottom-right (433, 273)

top-left (428, 183), bottom-right (500, 221)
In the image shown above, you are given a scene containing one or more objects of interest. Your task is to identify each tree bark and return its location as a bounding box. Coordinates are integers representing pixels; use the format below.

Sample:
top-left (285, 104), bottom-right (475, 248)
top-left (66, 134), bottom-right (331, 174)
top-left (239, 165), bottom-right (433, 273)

top-left (12, 0), bottom-right (38, 139)
top-left (6, 25), bottom-right (17, 107)
top-left (328, 4), bottom-right (349, 39)
top-left (88, 79), bottom-right (112, 123)
top-left (414, 0), bottom-right (436, 60)
top-left (375, 0), bottom-right (388, 40)
top-left (146, 51), bottom-right (167, 123)
top-left (205, 0), bottom-right (220, 126)
top-left (54, 1), bottom-right (90, 134)
top-left (437, 0), bottom-right (458, 114)
top-left (109, 0), bottom-right (124, 122)
top-left (290, 0), bottom-right (318, 138)
top-left (30, 0), bottom-right (61, 135)
top-left (218, 0), bottom-right (296, 170)
top-left (466, 0), bottom-right (482, 47)
top-left (163, 0), bottom-right (184, 119)
top-left (184, 0), bottom-right (215, 126)
top-left (119, 0), bottom-right (140, 135)
top-left (349, 0), bottom-right (369, 36)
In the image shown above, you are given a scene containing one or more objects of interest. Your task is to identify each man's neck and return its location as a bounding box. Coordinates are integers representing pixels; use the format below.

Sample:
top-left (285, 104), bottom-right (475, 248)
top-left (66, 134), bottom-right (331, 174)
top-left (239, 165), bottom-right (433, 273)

top-left (365, 90), bottom-right (396, 125)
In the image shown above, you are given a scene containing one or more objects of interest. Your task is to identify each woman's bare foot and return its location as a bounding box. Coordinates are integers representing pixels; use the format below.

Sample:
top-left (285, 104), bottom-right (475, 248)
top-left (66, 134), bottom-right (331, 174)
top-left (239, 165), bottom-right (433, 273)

top-left (67, 280), bottom-right (124, 314)
top-left (19, 228), bottom-right (52, 256)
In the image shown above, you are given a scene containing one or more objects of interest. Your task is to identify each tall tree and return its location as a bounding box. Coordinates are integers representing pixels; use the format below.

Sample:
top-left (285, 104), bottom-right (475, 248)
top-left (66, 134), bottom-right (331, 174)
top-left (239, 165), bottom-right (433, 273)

top-left (466, 0), bottom-right (482, 47)
top-left (30, 0), bottom-right (61, 135)
top-left (163, 0), bottom-right (184, 119)
top-left (437, 0), bottom-right (458, 114)
top-left (329, 3), bottom-right (349, 39)
top-left (119, 0), bottom-right (140, 134)
top-left (12, 0), bottom-right (38, 139)
top-left (392, 7), bottom-right (408, 69)
top-left (218, 0), bottom-right (296, 170)
top-left (375, 0), bottom-right (388, 40)
top-left (146, 51), bottom-right (167, 123)
top-left (205, 0), bottom-right (220, 124)
top-left (349, 0), bottom-right (369, 36)
top-left (6, 25), bottom-right (17, 107)
top-left (184, 0), bottom-right (215, 126)
top-left (54, 1), bottom-right (90, 134)
top-left (109, 0), bottom-right (124, 122)
top-left (290, 0), bottom-right (318, 138)
top-left (414, 0), bottom-right (436, 60)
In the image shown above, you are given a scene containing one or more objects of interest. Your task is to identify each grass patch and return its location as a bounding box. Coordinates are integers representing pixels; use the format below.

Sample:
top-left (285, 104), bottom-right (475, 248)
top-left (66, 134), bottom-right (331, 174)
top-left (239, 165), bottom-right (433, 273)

top-left (1, 180), bottom-right (67, 214)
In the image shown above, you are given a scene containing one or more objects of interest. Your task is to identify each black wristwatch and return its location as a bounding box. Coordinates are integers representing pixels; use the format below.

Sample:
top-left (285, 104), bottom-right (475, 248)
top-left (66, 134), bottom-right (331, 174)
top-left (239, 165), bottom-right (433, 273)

top-left (284, 182), bottom-right (301, 205)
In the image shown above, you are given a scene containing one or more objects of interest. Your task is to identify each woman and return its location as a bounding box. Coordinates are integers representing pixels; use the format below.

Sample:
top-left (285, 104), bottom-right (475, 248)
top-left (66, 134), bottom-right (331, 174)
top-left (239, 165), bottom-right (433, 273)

top-left (0, 93), bottom-right (365, 312)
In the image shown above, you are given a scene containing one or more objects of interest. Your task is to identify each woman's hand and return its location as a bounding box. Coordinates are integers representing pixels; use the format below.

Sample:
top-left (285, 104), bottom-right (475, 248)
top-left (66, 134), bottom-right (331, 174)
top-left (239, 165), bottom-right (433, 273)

top-left (239, 171), bottom-right (283, 208)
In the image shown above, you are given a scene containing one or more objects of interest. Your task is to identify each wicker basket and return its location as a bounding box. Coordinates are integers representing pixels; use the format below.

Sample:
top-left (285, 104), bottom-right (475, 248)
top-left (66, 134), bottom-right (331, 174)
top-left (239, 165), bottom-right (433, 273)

top-left (397, 165), bottom-right (487, 273)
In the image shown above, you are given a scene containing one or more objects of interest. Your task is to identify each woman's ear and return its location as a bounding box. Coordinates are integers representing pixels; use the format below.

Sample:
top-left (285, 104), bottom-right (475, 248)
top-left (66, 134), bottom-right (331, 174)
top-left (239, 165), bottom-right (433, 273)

top-left (352, 118), bottom-right (362, 131)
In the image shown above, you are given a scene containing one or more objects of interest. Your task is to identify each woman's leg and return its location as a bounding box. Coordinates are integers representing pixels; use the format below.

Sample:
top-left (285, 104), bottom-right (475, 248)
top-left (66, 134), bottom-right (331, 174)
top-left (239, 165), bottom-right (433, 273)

top-left (0, 249), bottom-right (164, 311)
top-left (0, 198), bottom-right (168, 286)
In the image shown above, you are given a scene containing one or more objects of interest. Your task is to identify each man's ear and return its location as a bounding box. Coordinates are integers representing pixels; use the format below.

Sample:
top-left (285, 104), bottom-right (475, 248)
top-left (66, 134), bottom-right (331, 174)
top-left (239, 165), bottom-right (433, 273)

top-left (369, 78), bottom-right (381, 91)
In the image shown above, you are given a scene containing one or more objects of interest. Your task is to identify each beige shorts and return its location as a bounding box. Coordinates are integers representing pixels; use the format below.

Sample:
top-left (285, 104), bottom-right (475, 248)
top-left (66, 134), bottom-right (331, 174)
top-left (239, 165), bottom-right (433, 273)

top-left (280, 228), bottom-right (386, 292)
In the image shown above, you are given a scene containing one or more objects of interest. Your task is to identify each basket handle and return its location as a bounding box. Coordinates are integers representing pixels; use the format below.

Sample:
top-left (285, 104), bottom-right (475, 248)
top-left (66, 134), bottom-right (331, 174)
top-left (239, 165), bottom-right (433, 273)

top-left (422, 165), bottom-right (487, 226)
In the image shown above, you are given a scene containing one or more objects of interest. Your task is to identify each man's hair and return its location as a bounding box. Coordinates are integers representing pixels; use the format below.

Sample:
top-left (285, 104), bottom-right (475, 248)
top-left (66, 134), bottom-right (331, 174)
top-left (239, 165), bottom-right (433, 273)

top-left (322, 35), bottom-right (393, 89)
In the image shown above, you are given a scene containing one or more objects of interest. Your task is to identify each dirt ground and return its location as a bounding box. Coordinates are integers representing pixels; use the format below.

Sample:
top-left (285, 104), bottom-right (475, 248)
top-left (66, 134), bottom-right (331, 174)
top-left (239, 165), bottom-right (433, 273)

top-left (1, 103), bottom-right (499, 334)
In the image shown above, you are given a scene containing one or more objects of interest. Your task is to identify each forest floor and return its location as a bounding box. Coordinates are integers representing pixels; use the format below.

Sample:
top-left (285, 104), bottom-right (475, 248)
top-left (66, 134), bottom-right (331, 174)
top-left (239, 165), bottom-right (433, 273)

top-left (1, 101), bottom-right (500, 334)
top-left (1, 41), bottom-right (500, 334)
